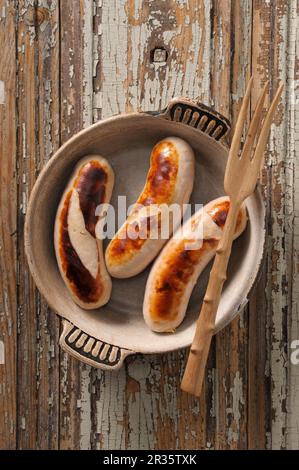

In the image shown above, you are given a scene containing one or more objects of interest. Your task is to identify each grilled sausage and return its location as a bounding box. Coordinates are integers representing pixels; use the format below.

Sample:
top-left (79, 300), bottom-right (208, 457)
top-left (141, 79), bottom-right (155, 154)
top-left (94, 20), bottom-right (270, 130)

top-left (105, 137), bottom-right (195, 278)
top-left (54, 155), bottom-right (114, 309)
top-left (143, 196), bottom-right (247, 332)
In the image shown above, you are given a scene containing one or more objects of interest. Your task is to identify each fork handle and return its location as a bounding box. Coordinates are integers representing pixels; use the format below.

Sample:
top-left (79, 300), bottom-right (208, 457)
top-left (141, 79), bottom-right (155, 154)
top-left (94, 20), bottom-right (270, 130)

top-left (181, 200), bottom-right (241, 397)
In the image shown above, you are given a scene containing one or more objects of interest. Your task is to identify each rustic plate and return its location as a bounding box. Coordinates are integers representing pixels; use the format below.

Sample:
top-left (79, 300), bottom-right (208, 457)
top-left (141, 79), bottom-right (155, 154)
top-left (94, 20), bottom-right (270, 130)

top-left (25, 98), bottom-right (266, 370)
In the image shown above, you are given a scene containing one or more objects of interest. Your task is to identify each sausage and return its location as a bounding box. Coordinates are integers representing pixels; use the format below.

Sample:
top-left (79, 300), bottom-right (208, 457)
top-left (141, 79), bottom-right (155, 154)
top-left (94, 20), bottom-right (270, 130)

top-left (54, 155), bottom-right (114, 309)
top-left (143, 196), bottom-right (248, 332)
top-left (105, 137), bottom-right (195, 278)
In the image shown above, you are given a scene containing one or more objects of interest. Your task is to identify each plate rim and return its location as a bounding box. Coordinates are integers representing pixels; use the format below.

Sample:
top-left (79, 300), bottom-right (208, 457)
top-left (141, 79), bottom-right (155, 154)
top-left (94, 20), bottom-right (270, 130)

top-left (24, 112), bottom-right (266, 360)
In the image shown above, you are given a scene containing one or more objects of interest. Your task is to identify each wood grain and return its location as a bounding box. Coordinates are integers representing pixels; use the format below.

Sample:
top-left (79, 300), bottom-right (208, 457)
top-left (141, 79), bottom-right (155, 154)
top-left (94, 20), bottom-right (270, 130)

top-left (59, 0), bottom-right (93, 450)
top-left (0, 0), bottom-right (298, 450)
top-left (16, 0), bottom-right (40, 448)
top-left (0, 0), bottom-right (17, 450)
top-left (210, 0), bottom-right (251, 449)
top-left (250, 0), bottom-right (297, 450)
top-left (286, 0), bottom-right (299, 450)
top-left (16, 0), bottom-right (60, 449)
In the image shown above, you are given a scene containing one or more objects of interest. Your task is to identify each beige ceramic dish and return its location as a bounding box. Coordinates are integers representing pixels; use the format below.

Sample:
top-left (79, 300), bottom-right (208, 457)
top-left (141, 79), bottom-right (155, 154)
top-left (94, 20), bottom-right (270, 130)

top-left (25, 98), bottom-right (265, 370)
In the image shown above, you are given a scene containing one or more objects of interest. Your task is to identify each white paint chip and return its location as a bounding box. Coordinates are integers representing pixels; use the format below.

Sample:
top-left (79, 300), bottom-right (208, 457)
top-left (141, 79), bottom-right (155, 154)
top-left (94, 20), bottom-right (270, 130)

top-left (0, 341), bottom-right (4, 364)
top-left (21, 417), bottom-right (26, 430)
top-left (0, 81), bottom-right (5, 104)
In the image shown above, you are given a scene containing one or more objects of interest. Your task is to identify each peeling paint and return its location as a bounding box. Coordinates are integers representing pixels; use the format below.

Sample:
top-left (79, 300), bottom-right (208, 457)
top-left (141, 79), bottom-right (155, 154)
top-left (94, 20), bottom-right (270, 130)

top-left (284, 0), bottom-right (299, 451)
top-left (101, 0), bottom-right (128, 116)
top-left (0, 341), bottom-right (5, 365)
top-left (0, 80), bottom-right (5, 104)
top-left (265, 1), bottom-right (289, 449)
top-left (82, 0), bottom-right (94, 127)
top-left (79, 367), bottom-right (92, 450)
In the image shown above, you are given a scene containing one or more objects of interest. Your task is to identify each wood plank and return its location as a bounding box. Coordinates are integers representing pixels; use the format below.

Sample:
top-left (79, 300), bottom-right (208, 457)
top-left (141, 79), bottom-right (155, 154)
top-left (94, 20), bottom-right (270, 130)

top-left (251, 0), bottom-right (295, 449)
top-left (211, 0), bottom-right (251, 449)
top-left (248, 0), bottom-right (273, 450)
top-left (211, 0), bottom-right (233, 450)
top-left (59, 0), bottom-right (93, 450)
top-left (228, 1), bottom-right (252, 449)
top-left (16, 0), bottom-right (41, 448)
top-left (286, 0), bottom-right (299, 450)
top-left (34, 1), bottom-right (60, 450)
top-left (0, 0), bottom-right (17, 450)
top-left (267, 0), bottom-right (288, 447)
top-left (16, 0), bottom-right (60, 449)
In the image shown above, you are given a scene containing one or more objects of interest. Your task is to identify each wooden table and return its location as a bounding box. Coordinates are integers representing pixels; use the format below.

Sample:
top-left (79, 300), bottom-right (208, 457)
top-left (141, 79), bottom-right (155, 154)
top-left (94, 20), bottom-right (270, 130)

top-left (0, 0), bottom-right (298, 450)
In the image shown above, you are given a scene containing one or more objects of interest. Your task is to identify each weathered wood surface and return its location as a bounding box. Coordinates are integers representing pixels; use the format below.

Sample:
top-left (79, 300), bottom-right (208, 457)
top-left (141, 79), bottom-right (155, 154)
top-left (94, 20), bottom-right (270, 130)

top-left (0, 0), bottom-right (298, 450)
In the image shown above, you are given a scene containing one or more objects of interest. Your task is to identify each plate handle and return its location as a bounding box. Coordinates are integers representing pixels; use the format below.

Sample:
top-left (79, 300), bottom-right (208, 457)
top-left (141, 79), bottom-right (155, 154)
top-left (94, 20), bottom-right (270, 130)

top-left (150, 97), bottom-right (231, 142)
top-left (59, 319), bottom-right (134, 370)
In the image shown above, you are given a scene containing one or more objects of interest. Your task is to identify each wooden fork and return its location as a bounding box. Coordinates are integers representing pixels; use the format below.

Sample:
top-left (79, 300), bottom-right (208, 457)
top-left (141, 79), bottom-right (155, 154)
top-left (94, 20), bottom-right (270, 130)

top-left (181, 77), bottom-right (283, 397)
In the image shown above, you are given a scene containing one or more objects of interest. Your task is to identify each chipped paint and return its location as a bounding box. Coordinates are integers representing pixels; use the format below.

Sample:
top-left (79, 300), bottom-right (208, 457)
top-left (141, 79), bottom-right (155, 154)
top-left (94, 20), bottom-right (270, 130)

top-left (101, 0), bottom-right (128, 116)
top-left (229, 372), bottom-right (244, 442)
top-left (43, 79), bottom-right (53, 159)
top-left (0, 341), bottom-right (4, 365)
top-left (94, 368), bottom-right (127, 449)
top-left (285, 0), bottom-right (299, 450)
top-left (0, 80), bottom-right (5, 104)
top-left (21, 417), bottom-right (26, 430)
top-left (82, 0), bottom-right (93, 127)
top-left (265, 1), bottom-right (290, 450)
top-left (79, 367), bottom-right (92, 450)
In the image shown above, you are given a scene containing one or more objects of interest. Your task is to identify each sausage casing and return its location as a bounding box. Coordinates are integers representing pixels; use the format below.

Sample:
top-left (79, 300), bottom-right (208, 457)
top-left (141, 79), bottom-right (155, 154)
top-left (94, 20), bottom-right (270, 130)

top-left (54, 155), bottom-right (114, 309)
top-left (143, 196), bottom-right (248, 332)
top-left (105, 137), bottom-right (195, 278)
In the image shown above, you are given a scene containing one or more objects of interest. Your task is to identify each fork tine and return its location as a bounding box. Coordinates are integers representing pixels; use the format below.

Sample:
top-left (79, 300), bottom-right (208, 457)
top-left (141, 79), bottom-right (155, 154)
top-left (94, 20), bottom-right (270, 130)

top-left (251, 83), bottom-right (284, 172)
top-left (229, 76), bottom-right (253, 159)
top-left (224, 76), bottom-right (253, 191)
top-left (241, 80), bottom-right (269, 160)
